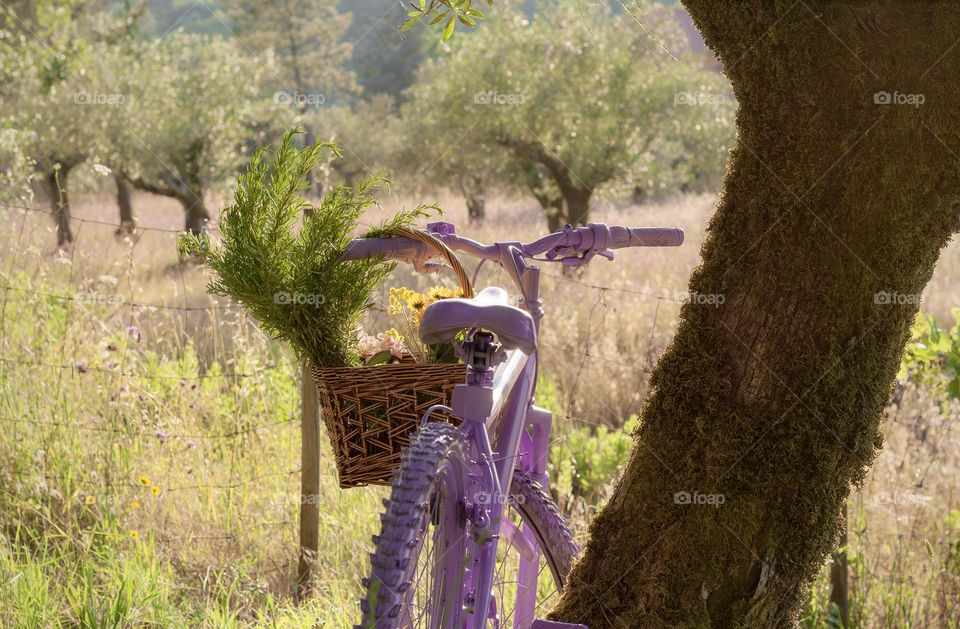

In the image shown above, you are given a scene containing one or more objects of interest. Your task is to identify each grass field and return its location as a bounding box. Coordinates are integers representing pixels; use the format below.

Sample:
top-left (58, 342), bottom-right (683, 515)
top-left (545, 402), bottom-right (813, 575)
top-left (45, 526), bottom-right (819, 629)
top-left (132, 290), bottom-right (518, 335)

top-left (1, 189), bottom-right (959, 627)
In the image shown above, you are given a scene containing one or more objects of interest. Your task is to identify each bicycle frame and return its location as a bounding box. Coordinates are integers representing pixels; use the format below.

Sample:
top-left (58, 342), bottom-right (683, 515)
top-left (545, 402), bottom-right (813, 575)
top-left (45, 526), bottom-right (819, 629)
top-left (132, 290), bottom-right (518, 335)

top-left (453, 288), bottom-right (543, 628)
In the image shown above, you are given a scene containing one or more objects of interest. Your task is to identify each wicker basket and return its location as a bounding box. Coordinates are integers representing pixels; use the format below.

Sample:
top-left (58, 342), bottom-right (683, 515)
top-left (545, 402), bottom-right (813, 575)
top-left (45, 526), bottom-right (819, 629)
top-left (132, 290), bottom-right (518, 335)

top-left (314, 226), bottom-right (474, 488)
top-left (312, 363), bottom-right (466, 487)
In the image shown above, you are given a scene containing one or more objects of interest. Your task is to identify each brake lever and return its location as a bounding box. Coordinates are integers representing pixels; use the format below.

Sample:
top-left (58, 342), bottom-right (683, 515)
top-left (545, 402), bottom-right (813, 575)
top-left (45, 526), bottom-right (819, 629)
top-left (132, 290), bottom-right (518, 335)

top-left (413, 259), bottom-right (447, 273)
top-left (554, 249), bottom-right (616, 266)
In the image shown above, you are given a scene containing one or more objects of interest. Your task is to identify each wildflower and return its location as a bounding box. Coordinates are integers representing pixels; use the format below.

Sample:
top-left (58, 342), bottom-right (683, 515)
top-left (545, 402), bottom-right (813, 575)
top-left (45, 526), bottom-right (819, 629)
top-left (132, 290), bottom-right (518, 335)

top-left (388, 287), bottom-right (418, 315)
top-left (129, 530), bottom-right (139, 540)
top-left (84, 495), bottom-right (95, 505)
top-left (408, 294), bottom-right (428, 311)
top-left (150, 486), bottom-right (161, 496)
top-left (382, 328), bottom-right (404, 342)
top-left (130, 501), bottom-right (140, 510)
top-left (428, 286), bottom-right (460, 301)
top-left (138, 476), bottom-right (150, 487)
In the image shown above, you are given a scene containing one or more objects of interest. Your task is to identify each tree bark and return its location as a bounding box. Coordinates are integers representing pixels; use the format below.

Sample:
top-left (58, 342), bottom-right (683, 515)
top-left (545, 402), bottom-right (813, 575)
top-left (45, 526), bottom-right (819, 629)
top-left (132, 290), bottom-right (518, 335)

top-left (458, 174), bottom-right (486, 225)
top-left (181, 185), bottom-right (210, 235)
top-left (529, 186), bottom-right (564, 232)
top-left (557, 183), bottom-right (591, 227)
top-left (829, 505), bottom-right (849, 627)
top-left (126, 171), bottom-right (209, 235)
top-left (114, 173), bottom-right (136, 235)
top-left (524, 162), bottom-right (565, 231)
top-left (45, 157), bottom-right (82, 247)
top-left (551, 3), bottom-right (960, 627)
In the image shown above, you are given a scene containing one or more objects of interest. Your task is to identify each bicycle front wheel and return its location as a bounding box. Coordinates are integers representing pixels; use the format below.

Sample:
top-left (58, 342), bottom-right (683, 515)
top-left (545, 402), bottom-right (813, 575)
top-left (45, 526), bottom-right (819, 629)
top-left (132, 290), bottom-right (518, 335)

top-left (358, 422), bottom-right (580, 629)
top-left (359, 422), bottom-right (471, 629)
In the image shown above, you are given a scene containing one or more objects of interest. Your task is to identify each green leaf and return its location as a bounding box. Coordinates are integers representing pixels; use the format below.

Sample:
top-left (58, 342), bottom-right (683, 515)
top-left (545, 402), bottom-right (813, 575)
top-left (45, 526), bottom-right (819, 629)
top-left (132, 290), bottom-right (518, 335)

top-left (442, 14), bottom-right (456, 41)
top-left (365, 350), bottom-right (393, 366)
top-left (949, 378), bottom-right (960, 399)
top-left (458, 15), bottom-right (477, 26)
top-left (429, 11), bottom-right (449, 25)
top-left (467, 8), bottom-right (486, 18)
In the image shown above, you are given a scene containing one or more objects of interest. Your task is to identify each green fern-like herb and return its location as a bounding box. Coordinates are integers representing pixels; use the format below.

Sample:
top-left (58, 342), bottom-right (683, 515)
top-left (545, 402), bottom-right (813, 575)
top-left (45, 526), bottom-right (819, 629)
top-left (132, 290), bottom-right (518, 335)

top-left (180, 130), bottom-right (434, 368)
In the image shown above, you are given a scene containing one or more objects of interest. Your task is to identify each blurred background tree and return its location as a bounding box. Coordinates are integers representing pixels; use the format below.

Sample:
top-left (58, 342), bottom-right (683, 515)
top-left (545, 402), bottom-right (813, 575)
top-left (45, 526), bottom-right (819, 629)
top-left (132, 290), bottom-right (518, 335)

top-left (407, 0), bottom-right (733, 229)
top-left (120, 33), bottom-right (279, 234)
top-left (0, 0), bottom-right (142, 245)
top-left (342, 0), bottom-right (425, 101)
top-left (1, 0), bottom-right (733, 242)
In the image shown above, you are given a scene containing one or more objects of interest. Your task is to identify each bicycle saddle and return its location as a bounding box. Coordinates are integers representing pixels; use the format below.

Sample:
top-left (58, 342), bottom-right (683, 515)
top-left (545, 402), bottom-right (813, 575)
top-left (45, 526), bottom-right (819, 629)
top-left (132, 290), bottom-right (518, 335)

top-left (419, 286), bottom-right (537, 355)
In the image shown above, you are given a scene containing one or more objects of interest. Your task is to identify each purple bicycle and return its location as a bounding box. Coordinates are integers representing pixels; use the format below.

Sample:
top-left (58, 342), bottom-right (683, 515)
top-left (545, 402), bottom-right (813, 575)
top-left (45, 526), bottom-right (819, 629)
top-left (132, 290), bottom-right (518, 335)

top-left (344, 221), bottom-right (684, 629)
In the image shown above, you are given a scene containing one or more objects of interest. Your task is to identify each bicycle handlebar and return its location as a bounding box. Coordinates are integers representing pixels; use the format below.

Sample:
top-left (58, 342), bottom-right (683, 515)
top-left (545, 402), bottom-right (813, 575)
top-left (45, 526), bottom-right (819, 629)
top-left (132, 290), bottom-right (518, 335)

top-left (341, 223), bottom-right (683, 269)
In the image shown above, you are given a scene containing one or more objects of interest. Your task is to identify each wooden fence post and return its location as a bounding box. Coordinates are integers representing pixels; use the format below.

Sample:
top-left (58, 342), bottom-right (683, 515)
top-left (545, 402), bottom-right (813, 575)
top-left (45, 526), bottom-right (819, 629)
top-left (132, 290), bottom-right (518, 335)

top-left (298, 358), bottom-right (320, 600)
top-left (829, 502), bottom-right (850, 627)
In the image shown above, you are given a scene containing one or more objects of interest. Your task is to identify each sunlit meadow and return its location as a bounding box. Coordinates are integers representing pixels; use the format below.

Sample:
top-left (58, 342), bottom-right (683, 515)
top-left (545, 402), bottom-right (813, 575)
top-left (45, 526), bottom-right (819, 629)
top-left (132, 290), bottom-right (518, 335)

top-left (1, 187), bottom-right (958, 627)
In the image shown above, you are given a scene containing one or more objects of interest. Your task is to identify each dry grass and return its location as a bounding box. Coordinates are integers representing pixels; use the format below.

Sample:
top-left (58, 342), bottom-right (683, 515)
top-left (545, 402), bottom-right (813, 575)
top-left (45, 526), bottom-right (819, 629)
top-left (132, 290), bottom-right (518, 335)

top-left (1, 188), bottom-right (958, 627)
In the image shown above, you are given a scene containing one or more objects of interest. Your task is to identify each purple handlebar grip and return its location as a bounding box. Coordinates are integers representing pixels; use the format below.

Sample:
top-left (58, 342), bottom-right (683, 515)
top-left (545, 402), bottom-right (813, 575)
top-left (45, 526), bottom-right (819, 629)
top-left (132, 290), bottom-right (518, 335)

top-left (341, 237), bottom-right (426, 262)
top-left (627, 227), bottom-right (684, 247)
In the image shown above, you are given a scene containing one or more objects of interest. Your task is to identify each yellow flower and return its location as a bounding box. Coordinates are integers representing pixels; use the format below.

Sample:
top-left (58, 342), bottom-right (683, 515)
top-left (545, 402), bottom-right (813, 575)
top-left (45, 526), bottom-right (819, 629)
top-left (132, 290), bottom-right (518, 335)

top-left (138, 476), bottom-right (150, 487)
top-left (129, 530), bottom-right (139, 540)
top-left (130, 501), bottom-right (140, 510)
top-left (388, 287), bottom-right (415, 315)
top-left (407, 294), bottom-right (427, 311)
top-left (84, 495), bottom-right (95, 505)
top-left (382, 328), bottom-right (404, 342)
top-left (428, 286), bottom-right (460, 301)
top-left (150, 486), bottom-right (161, 496)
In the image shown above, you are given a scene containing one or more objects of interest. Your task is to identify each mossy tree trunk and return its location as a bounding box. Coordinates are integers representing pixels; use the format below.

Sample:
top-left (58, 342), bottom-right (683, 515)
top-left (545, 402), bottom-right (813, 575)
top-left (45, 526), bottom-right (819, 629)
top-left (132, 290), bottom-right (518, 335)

top-left (551, 3), bottom-right (960, 627)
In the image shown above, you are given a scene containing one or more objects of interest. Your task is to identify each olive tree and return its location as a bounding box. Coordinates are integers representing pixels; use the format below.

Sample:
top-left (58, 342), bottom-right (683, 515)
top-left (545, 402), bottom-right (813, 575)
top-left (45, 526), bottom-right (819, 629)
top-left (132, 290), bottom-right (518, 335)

top-left (345, 0), bottom-right (426, 100)
top-left (120, 33), bottom-right (277, 234)
top-left (409, 0), bottom-right (732, 228)
top-left (0, 0), bottom-right (107, 245)
top-left (1, 0), bottom-right (149, 240)
top-left (224, 0), bottom-right (356, 103)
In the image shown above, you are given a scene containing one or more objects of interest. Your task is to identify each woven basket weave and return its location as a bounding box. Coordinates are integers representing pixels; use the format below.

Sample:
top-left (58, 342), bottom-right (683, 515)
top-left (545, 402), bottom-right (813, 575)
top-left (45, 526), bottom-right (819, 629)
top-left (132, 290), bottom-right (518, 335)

top-left (313, 363), bottom-right (466, 487)
top-left (314, 227), bottom-right (473, 488)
